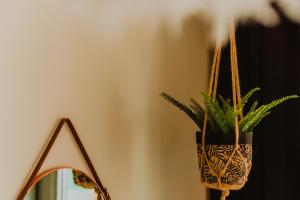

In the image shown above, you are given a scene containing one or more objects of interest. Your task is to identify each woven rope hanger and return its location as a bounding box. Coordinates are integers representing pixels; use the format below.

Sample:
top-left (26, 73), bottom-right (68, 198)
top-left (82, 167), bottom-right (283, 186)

top-left (17, 118), bottom-right (111, 200)
top-left (201, 21), bottom-right (248, 200)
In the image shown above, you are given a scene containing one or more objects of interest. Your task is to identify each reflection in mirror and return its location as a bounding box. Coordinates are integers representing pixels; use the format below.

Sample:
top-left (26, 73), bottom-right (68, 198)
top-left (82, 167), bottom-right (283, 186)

top-left (24, 168), bottom-right (101, 200)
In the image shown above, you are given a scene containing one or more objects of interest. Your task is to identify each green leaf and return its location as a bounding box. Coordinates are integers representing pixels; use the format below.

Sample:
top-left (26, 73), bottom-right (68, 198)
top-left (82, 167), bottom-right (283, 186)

top-left (248, 111), bottom-right (271, 131)
top-left (161, 88), bottom-right (299, 135)
top-left (249, 100), bottom-right (258, 113)
top-left (202, 93), bottom-right (229, 133)
top-left (239, 87), bottom-right (261, 113)
top-left (242, 95), bottom-right (299, 132)
top-left (161, 92), bottom-right (203, 130)
top-left (190, 98), bottom-right (205, 121)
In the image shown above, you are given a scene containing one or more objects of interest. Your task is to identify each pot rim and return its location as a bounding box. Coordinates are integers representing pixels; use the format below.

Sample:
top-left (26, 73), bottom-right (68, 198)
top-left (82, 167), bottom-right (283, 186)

top-left (196, 131), bottom-right (253, 145)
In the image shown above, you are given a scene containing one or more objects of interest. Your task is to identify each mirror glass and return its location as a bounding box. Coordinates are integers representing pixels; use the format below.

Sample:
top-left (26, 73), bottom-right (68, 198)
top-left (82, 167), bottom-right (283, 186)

top-left (24, 168), bottom-right (101, 200)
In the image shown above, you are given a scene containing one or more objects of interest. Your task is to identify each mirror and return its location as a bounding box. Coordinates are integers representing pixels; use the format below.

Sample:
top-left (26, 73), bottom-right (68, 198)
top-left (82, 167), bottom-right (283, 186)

top-left (24, 168), bottom-right (102, 200)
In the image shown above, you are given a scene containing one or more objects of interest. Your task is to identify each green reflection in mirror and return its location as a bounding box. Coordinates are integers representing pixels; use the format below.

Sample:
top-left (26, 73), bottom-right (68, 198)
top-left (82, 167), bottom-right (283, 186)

top-left (24, 168), bottom-right (101, 200)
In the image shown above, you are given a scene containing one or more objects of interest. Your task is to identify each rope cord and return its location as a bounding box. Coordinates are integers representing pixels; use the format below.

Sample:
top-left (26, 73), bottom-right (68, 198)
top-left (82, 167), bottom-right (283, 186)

top-left (229, 20), bottom-right (240, 146)
top-left (200, 20), bottom-right (249, 200)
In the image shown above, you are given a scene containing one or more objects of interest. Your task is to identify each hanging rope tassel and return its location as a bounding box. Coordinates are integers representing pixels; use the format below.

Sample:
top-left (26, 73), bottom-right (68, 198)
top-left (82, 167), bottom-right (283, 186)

top-left (220, 190), bottom-right (230, 200)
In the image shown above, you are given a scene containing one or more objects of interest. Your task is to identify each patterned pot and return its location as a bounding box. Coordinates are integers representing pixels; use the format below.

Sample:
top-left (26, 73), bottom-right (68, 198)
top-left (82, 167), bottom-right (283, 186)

top-left (196, 131), bottom-right (253, 190)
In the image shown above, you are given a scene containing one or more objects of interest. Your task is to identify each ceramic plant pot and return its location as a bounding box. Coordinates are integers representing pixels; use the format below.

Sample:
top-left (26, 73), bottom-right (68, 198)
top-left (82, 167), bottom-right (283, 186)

top-left (196, 131), bottom-right (253, 190)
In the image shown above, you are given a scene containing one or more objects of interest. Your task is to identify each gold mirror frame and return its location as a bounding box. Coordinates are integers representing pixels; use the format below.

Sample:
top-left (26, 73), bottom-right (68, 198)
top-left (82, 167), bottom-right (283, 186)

top-left (24, 167), bottom-right (103, 200)
top-left (17, 118), bottom-right (111, 200)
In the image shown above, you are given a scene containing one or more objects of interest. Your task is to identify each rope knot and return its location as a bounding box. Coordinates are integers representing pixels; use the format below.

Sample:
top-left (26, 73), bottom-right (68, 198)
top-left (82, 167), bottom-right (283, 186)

top-left (220, 190), bottom-right (230, 200)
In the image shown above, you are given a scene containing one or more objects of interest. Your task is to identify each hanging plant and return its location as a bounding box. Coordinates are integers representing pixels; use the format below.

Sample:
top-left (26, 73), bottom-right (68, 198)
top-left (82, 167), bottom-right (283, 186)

top-left (161, 21), bottom-right (299, 200)
top-left (161, 88), bottom-right (298, 136)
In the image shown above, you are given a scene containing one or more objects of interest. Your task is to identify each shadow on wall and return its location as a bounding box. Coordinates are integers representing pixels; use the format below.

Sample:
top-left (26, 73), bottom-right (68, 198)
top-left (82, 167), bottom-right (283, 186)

top-left (150, 16), bottom-right (209, 200)
top-left (103, 16), bottom-right (209, 200)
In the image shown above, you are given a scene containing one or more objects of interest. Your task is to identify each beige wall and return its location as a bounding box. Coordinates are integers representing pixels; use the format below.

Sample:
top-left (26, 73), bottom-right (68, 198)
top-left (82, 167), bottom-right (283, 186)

top-left (0, 1), bottom-right (209, 200)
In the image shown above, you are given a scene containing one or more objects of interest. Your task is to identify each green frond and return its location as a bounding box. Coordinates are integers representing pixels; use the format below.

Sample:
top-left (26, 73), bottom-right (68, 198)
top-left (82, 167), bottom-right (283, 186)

top-left (242, 95), bottom-right (299, 132)
top-left (218, 95), bottom-right (226, 105)
top-left (240, 105), bottom-right (265, 132)
top-left (224, 106), bottom-right (235, 131)
top-left (201, 94), bottom-right (218, 132)
top-left (239, 87), bottom-right (261, 113)
top-left (190, 98), bottom-right (205, 116)
top-left (161, 92), bottom-right (203, 130)
top-left (242, 87), bottom-right (261, 105)
top-left (190, 98), bottom-right (204, 110)
top-left (219, 95), bottom-right (236, 131)
top-left (202, 93), bottom-right (229, 134)
top-left (189, 104), bottom-right (204, 125)
top-left (190, 98), bottom-right (205, 124)
top-left (161, 88), bottom-right (299, 135)
top-left (248, 111), bottom-right (271, 131)
top-left (249, 100), bottom-right (259, 113)
top-left (219, 95), bottom-right (231, 112)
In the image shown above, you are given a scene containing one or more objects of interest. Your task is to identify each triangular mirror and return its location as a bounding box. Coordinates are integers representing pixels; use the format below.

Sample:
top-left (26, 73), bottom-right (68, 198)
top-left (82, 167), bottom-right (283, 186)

top-left (17, 118), bottom-right (111, 200)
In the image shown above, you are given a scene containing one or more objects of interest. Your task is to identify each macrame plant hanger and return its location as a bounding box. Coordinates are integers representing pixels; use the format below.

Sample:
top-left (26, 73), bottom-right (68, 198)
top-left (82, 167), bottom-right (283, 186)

top-left (201, 21), bottom-right (248, 200)
top-left (17, 118), bottom-right (111, 200)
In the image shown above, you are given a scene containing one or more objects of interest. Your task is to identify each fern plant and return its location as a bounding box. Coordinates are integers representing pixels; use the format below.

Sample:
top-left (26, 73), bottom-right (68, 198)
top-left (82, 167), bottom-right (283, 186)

top-left (161, 87), bottom-right (299, 134)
